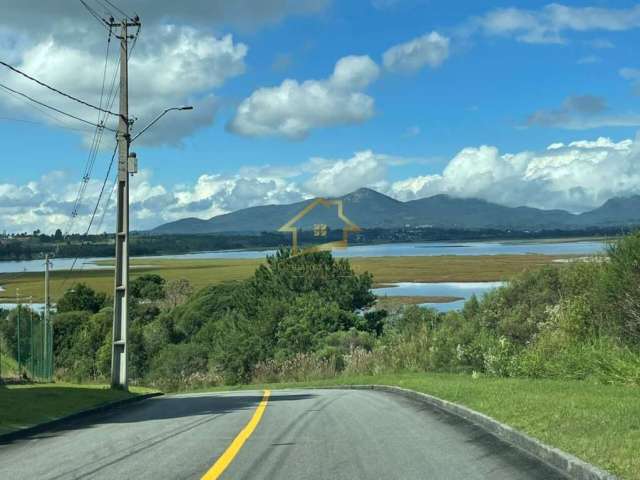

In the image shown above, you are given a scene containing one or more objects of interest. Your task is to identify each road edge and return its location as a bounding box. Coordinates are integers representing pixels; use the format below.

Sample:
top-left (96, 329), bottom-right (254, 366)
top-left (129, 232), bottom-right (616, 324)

top-left (0, 391), bottom-right (163, 443)
top-left (337, 384), bottom-right (617, 480)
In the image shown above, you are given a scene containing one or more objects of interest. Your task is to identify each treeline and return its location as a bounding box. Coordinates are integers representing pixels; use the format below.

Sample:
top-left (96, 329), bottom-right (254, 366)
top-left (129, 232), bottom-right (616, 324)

top-left (1, 225), bottom-right (631, 261)
top-left (0, 232), bottom-right (289, 261)
top-left (352, 225), bottom-right (635, 243)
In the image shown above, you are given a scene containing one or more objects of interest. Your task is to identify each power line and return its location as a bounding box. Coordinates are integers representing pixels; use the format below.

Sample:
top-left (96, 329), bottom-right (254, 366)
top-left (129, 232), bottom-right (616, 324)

top-left (58, 143), bottom-right (117, 295)
top-left (79, 0), bottom-right (112, 30)
top-left (63, 27), bottom-right (115, 237)
top-left (0, 116), bottom-right (96, 133)
top-left (0, 60), bottom-right (120, 118)
top-left (100, 0), bottom-right (133, 20)
top-left (0, 83), bottom-right (97, 132)
top-left (0, 82), bottom-right (115, 131)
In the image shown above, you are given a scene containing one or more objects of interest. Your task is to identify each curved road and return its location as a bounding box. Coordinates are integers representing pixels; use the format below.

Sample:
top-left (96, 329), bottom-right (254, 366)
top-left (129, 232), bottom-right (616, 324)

top-left (0, 389), bottom-right (565, 479)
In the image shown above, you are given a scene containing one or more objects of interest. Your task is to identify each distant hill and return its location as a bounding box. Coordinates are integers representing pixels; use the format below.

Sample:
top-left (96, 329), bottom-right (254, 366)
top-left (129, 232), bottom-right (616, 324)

top-left (152, 188), bottom-right (640, 234)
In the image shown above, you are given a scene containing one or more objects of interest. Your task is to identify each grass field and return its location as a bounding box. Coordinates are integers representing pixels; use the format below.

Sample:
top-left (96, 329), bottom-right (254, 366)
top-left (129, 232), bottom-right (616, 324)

top-left (0, 254), bottom-right (572, 303)
top-left (201, 372), bottom-right (640, 479)
top-left (0, 383), bottom-right (155, 435)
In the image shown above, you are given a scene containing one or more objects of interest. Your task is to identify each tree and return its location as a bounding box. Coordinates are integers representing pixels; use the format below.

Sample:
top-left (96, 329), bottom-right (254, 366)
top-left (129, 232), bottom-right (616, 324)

top-left (54, 228), bottom-right (63, 241)
top-left (164, 279), bottom-right (193, 309)
top-left (57, 284), bottom-right (107, 314)
top-left (130, 274), bottom-right (166, 302)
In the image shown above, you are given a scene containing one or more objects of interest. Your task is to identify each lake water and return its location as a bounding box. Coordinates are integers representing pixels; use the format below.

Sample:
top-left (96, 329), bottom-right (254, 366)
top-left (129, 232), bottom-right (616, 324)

top-left (373, 281), bottom-right (504, 313)
top-left (0, 240), bottom-right (607, 274)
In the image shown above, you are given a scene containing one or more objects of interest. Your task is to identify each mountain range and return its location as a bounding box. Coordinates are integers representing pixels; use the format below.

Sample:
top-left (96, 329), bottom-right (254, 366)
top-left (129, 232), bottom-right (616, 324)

top-left (152, 188), bottom-right (640, 234)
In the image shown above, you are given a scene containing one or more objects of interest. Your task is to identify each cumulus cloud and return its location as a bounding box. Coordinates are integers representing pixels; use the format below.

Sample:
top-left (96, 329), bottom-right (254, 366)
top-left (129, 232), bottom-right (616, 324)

top-left (304, 150), bottom-right (392, 196)
top-left (388, 135), bottom-right (640, 213)
top-left (526, 95), bottom-right (640, 130)
top-left (0, 1), bottom-right (330, 32)
top-left (0, 26), bottom-right (247, 146)
top-left (0, 0), bottom-right (332, 146)
top-left (470, 3), bottom-right (640, 44)
top-left (228, 55), bottom-right (380, 139)
top-left (4, 134), bottom-right (640, 232)
top-left (0, 166), bottom-right (310, 233)
top-left (383, 32), bottom-right (450, 73)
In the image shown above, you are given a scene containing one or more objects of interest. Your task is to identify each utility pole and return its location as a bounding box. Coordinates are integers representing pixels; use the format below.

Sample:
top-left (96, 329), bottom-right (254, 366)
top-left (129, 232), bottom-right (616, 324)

top-left (29, 296), bottom-right (33, 377)
top-left (109, 17), bottom-right (140, 390)
top-left (44, 255), bottom-right (51, 380)
top-left (16, 288), bottom-right (21, 376)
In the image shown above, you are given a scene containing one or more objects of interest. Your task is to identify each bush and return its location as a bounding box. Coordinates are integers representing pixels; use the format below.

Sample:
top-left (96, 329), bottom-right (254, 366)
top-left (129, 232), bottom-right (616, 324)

top-left (57, 283), bottom-right (107, 314)
top-left (148, 343), bottom-right (219, 391)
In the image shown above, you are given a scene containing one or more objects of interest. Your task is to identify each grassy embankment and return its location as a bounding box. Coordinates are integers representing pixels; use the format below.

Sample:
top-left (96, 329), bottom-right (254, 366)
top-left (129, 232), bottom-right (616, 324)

top-left (0, 383), bottom-right (155, 436)
top-left (0, 353), bottom-right (18, 379)
top-left (0, 254), bottom-right (574, 303)
top-left (202, 372), bottom-right (640, 480)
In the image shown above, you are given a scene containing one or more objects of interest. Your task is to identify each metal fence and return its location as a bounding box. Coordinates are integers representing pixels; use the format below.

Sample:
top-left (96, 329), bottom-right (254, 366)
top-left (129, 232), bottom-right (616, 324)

top-left (0, 304), bottom-right (53, 382)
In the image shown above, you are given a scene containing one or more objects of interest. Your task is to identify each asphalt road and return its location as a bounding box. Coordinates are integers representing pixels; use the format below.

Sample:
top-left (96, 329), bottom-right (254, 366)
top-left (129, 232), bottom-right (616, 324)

top-left (0, 389), bottom-right (566, 479)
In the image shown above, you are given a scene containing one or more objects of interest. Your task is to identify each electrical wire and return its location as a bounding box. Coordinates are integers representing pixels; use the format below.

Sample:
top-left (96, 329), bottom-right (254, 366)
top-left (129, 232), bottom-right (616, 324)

top-left (0, 83), bottom-right (116, 132)
top-left (0, 116), bottom-right (96, 133)
top-left (79, 0), bottom-right (111, 30)
top-left (56, 18), bottom-right (142, 296)
top-left (0, 83), bottom-right (97, 132)
top-left (0, 60), bottom-right (120, 118)
top-left (99, 0), bottom-right (134, 21)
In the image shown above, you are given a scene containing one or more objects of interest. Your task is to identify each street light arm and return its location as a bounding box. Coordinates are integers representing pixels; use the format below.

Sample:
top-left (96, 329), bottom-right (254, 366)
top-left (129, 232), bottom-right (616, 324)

top-left (130, 106), bottom-right (193, 143)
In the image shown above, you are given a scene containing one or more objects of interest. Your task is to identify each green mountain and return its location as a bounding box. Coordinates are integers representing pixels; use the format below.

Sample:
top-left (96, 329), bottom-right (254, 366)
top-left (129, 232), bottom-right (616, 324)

top-left (151, 188), bottom-right (640, 234)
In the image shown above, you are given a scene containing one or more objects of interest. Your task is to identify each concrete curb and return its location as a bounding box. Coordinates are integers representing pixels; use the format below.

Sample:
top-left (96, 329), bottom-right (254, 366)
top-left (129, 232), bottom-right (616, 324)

top-left (0, 391), bottom-right (163, 444)
top-left (336, 385), bottom-right (617, 480)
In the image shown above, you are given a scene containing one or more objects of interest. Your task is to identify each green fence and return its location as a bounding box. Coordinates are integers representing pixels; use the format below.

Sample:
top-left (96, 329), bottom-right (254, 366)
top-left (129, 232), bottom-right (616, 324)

top-left (0, 304), bottom-right (53, 382)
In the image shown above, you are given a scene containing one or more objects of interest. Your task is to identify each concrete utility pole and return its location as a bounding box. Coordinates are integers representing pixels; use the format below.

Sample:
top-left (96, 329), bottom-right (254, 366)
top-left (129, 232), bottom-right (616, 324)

top-left (44, 254), bottom-right (51, 380)
top-left (16, 288), bottom-right (20, 375)
top-left (109, 17), bottom-right (140, 390)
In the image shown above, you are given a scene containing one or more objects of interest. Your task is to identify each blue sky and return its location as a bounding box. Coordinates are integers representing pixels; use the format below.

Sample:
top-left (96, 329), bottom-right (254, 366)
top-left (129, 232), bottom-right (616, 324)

top-left (1, 0), bottom-right (640, 232)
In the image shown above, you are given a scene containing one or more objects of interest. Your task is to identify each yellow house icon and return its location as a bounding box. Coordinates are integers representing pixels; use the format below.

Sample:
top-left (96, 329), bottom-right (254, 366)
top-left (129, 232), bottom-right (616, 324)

top-left (278, 198), bottom-right (361, 254)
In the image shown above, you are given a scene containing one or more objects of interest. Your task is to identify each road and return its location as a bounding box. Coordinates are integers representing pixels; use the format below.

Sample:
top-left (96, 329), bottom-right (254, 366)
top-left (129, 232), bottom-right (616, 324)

top-left (0, 389), bottom-right (565, 479)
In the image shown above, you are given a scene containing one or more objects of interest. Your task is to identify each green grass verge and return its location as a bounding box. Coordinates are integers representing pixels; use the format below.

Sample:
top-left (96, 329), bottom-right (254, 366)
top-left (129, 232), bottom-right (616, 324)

top-left (0, 383), bottom-right (156, 436)
top-left (197, 373), bottom-right (639, 479)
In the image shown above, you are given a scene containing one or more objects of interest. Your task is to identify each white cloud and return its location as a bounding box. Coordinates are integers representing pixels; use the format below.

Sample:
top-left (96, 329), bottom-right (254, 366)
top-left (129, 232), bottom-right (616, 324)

top-left (388, 135), bottom-right (640, 213)
top-left (472, 4), bottom-right (640, 44)
top-left (0, 26), bottom-right (247, 146)
top-left (383, 31), bottom-right (450, 73)
top-left (0, 1), bottom-right (331, 32)
top-left (304, 150), bottom-right (391, 196)
top-left (5, 135), bottom-right (640, 233)
top-left (228, 55), bottom-right (380, 139)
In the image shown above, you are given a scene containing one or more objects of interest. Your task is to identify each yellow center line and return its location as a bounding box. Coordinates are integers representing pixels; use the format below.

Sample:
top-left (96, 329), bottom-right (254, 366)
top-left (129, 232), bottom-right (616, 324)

top-left (201, 389), bottom-right (271, 480)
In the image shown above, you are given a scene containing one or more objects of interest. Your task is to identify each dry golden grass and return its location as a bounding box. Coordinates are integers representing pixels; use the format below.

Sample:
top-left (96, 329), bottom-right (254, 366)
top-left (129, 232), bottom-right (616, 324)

top-left (0, 254), bottom-right (571, 303)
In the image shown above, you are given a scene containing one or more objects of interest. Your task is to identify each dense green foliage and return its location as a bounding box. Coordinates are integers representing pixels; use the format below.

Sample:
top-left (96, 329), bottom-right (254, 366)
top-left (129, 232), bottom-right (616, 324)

top-left (29, 233), bottom-right (640, 389)
top-left (44, 250), bottom-right (376, 388)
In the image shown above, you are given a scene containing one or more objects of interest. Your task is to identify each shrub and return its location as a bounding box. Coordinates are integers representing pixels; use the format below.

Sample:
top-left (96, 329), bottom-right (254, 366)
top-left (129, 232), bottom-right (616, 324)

top-left (148, 343), bottom-right (219, 391)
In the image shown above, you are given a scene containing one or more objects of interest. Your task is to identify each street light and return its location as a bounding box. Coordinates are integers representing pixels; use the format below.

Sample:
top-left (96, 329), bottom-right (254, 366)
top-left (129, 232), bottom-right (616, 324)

top-left (130, 106), bottom-right (194, 143)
